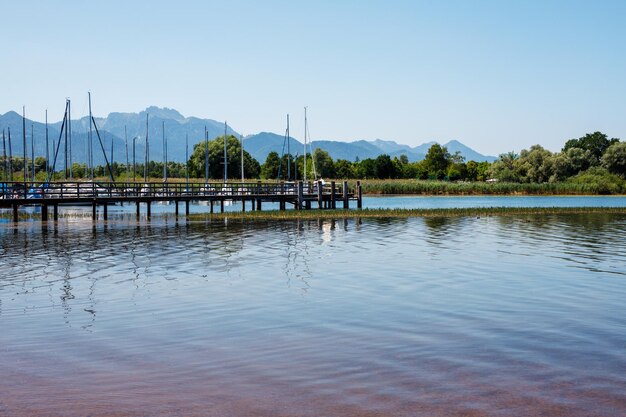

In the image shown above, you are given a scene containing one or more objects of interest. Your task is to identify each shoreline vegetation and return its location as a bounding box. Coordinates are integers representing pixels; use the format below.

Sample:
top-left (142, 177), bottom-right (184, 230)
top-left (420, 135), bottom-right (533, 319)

top-left (3, 207), bottom-right (625, 222)
top-left (358, 179), bottom-right (626, 195)
top-left (3, 132), bottom-right (625, 195)
top-left (189, 207), bottom-right (626, 221)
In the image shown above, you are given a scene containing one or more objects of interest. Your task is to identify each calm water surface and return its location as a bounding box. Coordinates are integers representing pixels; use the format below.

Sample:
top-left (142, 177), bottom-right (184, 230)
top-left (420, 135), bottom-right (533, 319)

top-left (1, 214), bottom-right (625, 416)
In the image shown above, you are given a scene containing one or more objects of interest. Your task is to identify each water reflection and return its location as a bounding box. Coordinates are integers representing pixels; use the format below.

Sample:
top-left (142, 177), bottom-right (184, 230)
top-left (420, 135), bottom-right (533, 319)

top-left (1, 214), bottom-right (625, 416)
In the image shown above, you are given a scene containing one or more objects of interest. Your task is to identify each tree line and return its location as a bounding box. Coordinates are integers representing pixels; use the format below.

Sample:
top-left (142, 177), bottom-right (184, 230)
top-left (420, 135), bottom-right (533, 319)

top-left (1, 132), bottom-right (625, 183)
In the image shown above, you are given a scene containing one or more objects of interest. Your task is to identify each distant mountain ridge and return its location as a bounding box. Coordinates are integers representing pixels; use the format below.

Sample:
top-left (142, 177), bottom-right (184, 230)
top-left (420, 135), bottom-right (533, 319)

top-left (243, 134), bottom-right (496, 164)
top-left (0, 107), bottom-right (497, 167)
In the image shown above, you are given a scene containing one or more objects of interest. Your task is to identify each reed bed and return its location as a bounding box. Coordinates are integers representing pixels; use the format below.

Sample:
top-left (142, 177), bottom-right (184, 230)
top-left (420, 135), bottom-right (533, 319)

top-left (359, 180), bottom-right (626, 195)
top-left (194, 207), bottom-right (626, 221)
top-left (2, 206), bottom-right (625, 223)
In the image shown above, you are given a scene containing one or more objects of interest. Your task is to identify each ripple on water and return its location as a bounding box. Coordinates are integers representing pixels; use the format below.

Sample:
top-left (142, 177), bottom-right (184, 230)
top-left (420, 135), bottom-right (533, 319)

top-left (1, 214), bottom-right (626, 416)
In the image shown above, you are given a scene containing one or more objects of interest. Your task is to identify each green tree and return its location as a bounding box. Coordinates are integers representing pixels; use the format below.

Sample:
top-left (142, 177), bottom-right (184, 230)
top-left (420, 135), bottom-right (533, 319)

top-left (261, 151), bottom-right (281, 179)
top-left (466, 160), bottom-right (479, 181)
top-left (423, 144), bottom-right (450, 179)
top-left (374, 154), bottom-right (397, 179)
top-left (602, 141), bottom-right (626, 177)
top-left (519, 145), bottom-right (553, 183)
top-left (355, 158), bottom-right (377, 179)
top-left (562, 132), bottom-right (619, 164)
top-left (189, 135), bottom-right (260, 180)
top-left (334, 159), bottom-right (355, 178)
top-left (313, 148), bottom-right (335, 178)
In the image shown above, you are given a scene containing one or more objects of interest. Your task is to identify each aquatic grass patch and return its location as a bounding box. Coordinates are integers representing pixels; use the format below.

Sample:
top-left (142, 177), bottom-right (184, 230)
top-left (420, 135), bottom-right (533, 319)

top-left (190, 206), bottom-right (626, 222)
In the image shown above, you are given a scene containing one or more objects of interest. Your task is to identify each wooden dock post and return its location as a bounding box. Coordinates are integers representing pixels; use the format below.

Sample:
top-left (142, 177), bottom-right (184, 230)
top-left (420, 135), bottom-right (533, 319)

top-left (92, 202), bottom-right (97, 220)
top-left (136, 201), bottom-right (140, 218)
top-left (256, 199), bottom-right (261, 211)
top-left (53, 204), bottom-right (59, 221)
top-left (317, 180), bottom-right (323, 209)
top-left (103, 203), bottom-right (108, 220)
top-left (146, 201), bottom-right (151, 218)
top-left (42, 204), bottom-right (48, 221)
top-left (185, 200), bottom-right (190, 217)
top-left (297, 181), bottom-right (304, 210)
top-left (220, 199), bottom-right (224, 213)
top-left (175, 200), bottom-right (179, 218)
top-left (241, 199), bottom-right (246, 212)
top-left (210, 200), bottom-right (214, 214)
top-left (12, 204), bottom-right (18, 223)
top-left (357, 180), bottom-right (362, 209)
top-left (331, 181), bottom-right (336, 209)
top-left (343, 181), bottom-right (349, 209)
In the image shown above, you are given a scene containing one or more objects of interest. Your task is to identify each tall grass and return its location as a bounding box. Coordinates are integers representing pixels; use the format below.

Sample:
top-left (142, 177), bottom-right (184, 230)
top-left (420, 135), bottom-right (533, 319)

top-left (192, 207), bottom-right (626, 221)
top-left (359, 179), bottom-right (626, 195)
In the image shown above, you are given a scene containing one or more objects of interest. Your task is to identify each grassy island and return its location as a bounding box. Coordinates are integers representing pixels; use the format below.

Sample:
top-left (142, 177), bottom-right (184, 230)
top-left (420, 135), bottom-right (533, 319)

top-left (194, 206), bottom-right (626, 222)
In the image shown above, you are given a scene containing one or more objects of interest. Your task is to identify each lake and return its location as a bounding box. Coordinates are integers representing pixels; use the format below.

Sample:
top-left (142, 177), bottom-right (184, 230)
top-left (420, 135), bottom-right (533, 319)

top-left (1, 204), bottom-right (626, 416)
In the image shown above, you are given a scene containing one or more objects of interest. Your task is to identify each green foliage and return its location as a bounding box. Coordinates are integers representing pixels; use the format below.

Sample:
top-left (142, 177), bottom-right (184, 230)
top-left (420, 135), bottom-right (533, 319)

top-left (313, 148), bottom-right (335, 178)
top-left (188, 135), bottom-right (259, 180)
top-left (601, 142), bottom-right (626, 177)
top-left (374, 154), bottom-right (397, 179)
top-left (261, 151), bottom-right (281, 179)
top-left (562, 131), bottom-right (619, 163)
top-left (568, 167), bottom-right (626, 194)
top-left (360, 179), bottom-right (625, 195)
top-left (334, 159), bottom-right (355, 178)
top-left (423, 144), bottom-right (450, 179)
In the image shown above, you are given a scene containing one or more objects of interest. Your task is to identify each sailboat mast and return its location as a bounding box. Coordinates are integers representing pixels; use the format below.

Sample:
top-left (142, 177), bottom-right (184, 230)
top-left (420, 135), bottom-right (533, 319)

top-left (64, 100), bottom-right (69, 179)
top-left (125, 126), bottom-right (129, 182)
top-left (162, 121), bottom-right (166, 182)
top-left (22, 106), bottom-right (27, 187)
top-left (287, 114), bottom-right (290, 180)
top-left (144, 113), bottom-right (149, 182)
top-left (45, 109), bottom-right (49, 178)
top-left (205, 127), bottom-right (210, 182)
top-left (68, 99), bottom-right (72, 179)
top-left (110, 133), bottom-right (114, 177)
top-left (31, 124), bottom-right (35, 182)
top-left (132, 134), bottom-right (136, 181)
top-left (88, 92), bottom-right (94, 179)
top-left (2, 130), bottom-right (6, 181)
top-left (223, 121), bottom-right (228, 183)
top-left (87, 95), bottom-right (114, 182)
top-left (8, 127), bottom-right (13, 181)
top-left (240, 134), bottom-right (244, 183)
top-left (303, 106), bottom-right (307, 182)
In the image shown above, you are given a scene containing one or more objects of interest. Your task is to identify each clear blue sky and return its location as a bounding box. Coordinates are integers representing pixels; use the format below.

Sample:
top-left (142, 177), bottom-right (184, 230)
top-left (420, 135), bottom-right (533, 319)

top-left (1, 0), bottom-right (625, 155)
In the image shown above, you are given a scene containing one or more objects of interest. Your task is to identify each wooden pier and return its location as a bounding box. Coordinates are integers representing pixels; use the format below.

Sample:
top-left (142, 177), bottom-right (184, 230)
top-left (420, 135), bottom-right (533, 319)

top-left (0, 180), bottom-right (362, 222)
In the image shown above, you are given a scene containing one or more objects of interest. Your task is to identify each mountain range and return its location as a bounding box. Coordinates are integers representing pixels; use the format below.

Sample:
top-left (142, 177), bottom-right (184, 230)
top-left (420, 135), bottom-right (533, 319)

top-left (0, 107), bottom-right (497, 167)
top-left (242, 133), bottom-right (496, 163)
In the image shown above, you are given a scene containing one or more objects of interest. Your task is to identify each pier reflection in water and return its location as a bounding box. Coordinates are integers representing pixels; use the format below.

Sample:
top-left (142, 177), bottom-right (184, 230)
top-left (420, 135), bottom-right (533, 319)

top-left (1, 214), bottom-right (625, 416)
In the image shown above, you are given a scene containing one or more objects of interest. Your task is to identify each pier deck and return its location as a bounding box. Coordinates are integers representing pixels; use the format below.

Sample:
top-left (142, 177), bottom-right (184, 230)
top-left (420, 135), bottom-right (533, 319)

top-left (0, 180), bottom-right (363, 222)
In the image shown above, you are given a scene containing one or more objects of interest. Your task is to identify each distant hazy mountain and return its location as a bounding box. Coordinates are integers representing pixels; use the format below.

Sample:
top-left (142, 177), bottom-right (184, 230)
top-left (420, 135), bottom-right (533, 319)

top-left (244, 133), bottom-right (495, 163)
top-left (51, 106), bottom-right (238, 163)
top-left (443, 140), bottom-right (497, 162)
top-left (0, 110), bottom-right (124, 167)
top-left (1, 107), bottom-right (496, 169)
top-left (243, 132), bottom-right (301, 163)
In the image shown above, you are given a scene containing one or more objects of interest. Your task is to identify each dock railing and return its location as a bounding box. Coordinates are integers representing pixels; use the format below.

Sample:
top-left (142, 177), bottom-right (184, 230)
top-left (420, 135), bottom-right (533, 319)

top-left (0, 180), bottom-right (349, 201)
